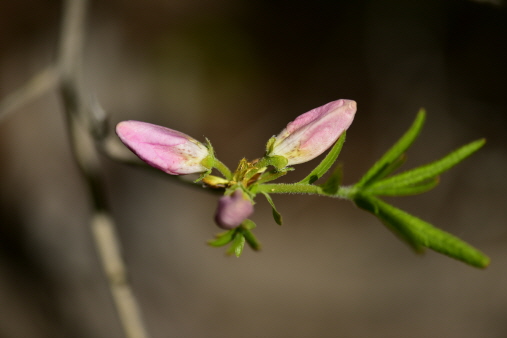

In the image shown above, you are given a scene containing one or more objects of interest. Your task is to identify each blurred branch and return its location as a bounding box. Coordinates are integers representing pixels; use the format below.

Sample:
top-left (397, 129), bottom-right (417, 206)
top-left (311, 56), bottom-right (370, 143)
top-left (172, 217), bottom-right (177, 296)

top-left (0, 0), bottom-right (151, 337)
top-left (57, 0), bottom-right (151, 338)
top-left (0, 66), bottom-right (58, 122)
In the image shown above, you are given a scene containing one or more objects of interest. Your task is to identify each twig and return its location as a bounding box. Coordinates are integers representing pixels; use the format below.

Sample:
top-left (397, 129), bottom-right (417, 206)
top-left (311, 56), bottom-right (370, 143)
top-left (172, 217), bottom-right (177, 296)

top-left (56, 1), bottom-right (150, 338)
top-left (0, 0), bottom-right (151, 337)
top-left (92, 213), bottom-right (150, 338)
top-left (0, 65), bottom-right (58, 122)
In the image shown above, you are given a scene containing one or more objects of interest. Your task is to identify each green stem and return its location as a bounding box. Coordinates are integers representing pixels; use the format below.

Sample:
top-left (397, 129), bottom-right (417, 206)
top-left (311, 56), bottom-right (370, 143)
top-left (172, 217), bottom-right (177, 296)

top-left (254, 183), bottom-right (321, 195)
top-left (214, 159), bottom-right (233, 180)
top-left (254, 183), bottom-right (355, 200)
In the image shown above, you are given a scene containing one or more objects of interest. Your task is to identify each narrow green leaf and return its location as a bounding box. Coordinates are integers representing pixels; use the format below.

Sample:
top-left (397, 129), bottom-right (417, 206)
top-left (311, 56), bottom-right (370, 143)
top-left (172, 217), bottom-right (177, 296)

top-left (366, 177), bottom-right (439, 196)
top-left (299, 132), bottom-right (346, 184)
top-left (261, 192), bottom-right (283, 225)
top-left (227, 232), bottom-right (246, 257)
top-left (356, 109), bottom-right (426, 188)
top-left (359, 195), bottom-right (490, 268)
top-left (370, 139), bottom-right (485, 192)
top-left (373, 154), bottom-right (406, 182)
top-left (320, 165), bottom-right (343, 195)
top-left (208, 229), bottom-right (235, 247)
top-left (354, 195), bottom-right (423, 251)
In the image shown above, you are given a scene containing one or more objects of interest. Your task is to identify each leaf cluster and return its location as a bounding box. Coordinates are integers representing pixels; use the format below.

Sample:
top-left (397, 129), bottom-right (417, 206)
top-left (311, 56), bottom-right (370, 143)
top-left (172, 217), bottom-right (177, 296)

top-left (351, 110), bottom-right (488, 268)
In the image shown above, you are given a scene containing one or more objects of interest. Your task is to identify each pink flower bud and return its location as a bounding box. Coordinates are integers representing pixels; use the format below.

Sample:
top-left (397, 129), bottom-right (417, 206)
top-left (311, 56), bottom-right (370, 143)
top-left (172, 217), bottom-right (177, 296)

top-left (214, 189), bottom-right (254, 229)
top-left (269, 99), bottom-right (357, 165)
top-left (116, 121), bottom-right (210, 175)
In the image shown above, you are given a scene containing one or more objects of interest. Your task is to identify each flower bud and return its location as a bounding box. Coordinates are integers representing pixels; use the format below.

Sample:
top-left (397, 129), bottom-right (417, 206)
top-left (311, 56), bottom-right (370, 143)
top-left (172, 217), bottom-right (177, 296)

top-left (214, 189), bottom-right (254, 229)
top-left (116, 120), bottom-right (210, 175)
top-left (268, 99), bottom-right (356, 165)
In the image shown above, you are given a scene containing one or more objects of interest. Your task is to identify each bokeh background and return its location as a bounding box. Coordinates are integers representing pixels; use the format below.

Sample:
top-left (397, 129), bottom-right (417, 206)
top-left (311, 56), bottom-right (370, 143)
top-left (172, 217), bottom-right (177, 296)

top-left (1, 1), bottom-right (507, 337)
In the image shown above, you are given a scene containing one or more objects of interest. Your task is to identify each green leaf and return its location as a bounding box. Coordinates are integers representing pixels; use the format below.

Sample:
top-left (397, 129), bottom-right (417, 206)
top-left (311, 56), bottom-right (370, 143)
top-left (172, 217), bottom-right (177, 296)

top-left (372, 154), bottom-right (407, 182)
top-left (370, 139), bottom-right (485, 192)
top-left (366, 177), bottom-right (439, 196)
top-left (265, 136), bottom-right (276, 154)
top-left (356, 195), bottom-right (490, 268)
top-left (320, 165), bottom-right (343, 195)
top-left (356, 109), bottom-right (426, 188)
top-left (207, 229), bottom-right (236, 247)
top-left (354, 195), bottom-right (423, 252)
top-left (299, 132), bottom-right (346, 184)
top-left (227, 232), bottom-right (246, 257)
top-left (261, 192), bottom-right (283, 225)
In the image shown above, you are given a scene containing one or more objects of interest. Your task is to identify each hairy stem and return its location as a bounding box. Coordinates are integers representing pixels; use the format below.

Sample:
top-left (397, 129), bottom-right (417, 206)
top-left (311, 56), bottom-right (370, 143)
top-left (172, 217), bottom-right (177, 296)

top-left (254, 182), bottom-right (354, 200)
top-left (214, 158), bottom-right (233, 180)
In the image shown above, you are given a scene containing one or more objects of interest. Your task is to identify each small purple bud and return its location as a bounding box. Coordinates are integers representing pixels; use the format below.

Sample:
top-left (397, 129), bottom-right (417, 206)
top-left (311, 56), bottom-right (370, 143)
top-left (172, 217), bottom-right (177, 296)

top-left (269, 99), bottom-right (357, 165)
top-left (116, 120), bottom-right (210, 175)
top-left (215, 189), bottom-right (254, 229)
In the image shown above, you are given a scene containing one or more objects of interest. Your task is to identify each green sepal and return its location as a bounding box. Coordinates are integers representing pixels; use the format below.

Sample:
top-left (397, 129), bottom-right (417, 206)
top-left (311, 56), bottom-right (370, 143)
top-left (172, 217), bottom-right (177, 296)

top-left (356, 109), bottom-right (426, 188)
top-left (226, 231), bottom-right (246, 257)
top-left (194, 168), bottom-right (212, 183)
top-left (355, 194), bottom-right (490, 268)
top-left (196, 138), bottom-right (216, 182)
top-left (208, 229), bottom-right (236, 247)
top-left (299, 132), bottom-right (346, 184)
top-left (265, 136), bottom-right (276, 154)
top-left (199, 138), bottom-right (233, 181)
top-left (320, 165), bottom-right (343, 195)
top-left (369, 139), bottom-right (485, 193)
top-left (255, 169), bottom-right (289, 185)
top-left (200, 138), bottom-right (216, 169)
top-left (239, 221), bottom-right (261, 251)
top-left (261, 192), bottom-right (283, 225)
top-left (266, 155), bottom-right (289, 170)
top-left (242, 219), bottom-right (257, 230)
top-left (211, 220), bottom-right (261, 256)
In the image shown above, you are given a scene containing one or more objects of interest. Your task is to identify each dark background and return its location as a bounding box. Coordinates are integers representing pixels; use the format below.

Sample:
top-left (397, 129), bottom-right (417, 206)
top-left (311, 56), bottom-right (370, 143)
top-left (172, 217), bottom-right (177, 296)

top-left (1, 1), bottom-right (506, 337)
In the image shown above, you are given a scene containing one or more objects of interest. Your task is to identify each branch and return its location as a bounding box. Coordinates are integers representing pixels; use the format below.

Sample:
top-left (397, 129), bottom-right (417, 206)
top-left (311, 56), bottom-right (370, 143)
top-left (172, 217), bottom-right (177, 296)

top-left (0, 0), bottom-right (152, 337)
top-left (0, 66), bottom-right (58, 122)
top-left (56, 0), bottom-right (151, 338)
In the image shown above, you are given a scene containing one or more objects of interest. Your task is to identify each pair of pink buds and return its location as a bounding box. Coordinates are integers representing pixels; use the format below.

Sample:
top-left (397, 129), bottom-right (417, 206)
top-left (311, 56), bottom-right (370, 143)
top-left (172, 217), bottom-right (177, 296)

top-left (116, 99), bottom-right (357, 229)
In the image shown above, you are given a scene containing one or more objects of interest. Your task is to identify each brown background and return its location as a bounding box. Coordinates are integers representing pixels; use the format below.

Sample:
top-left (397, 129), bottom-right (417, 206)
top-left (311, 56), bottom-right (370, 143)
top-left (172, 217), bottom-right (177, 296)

top-left (1, 1), bottom-right (506, 337)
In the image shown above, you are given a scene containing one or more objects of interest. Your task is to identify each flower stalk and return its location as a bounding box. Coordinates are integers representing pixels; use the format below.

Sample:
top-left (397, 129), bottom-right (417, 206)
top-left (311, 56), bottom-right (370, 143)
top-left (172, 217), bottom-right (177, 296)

top-left (116, 102), bottom-right (489, 268)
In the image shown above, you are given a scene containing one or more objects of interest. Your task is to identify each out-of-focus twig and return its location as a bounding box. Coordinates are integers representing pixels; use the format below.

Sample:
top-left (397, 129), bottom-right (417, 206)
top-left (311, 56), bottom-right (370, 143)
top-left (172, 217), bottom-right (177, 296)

top-left (56, 1), bottom-right (150, 338)
top-left (0, 66), bottom-right (58, 122)
top-left (0, 0), bottom-right (151, 337)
